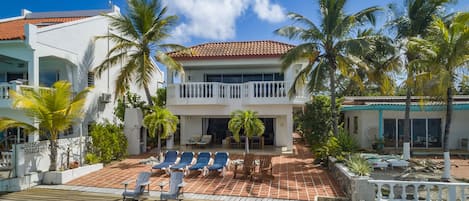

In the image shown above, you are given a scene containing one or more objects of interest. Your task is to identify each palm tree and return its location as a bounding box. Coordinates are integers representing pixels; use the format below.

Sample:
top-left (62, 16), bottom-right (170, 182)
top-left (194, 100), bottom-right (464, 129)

top-left (95, 0), bottom-right (184, 105)
top-left (0, 81), bottom-right (90, 171)
top-left (228, 110), bottom-right (265, 154)
top-left (275, 0), bottom-right (381, 136)
top-left (408, 12), bottom-right (469, 180)
top-left (388, 0), bottom-right (452, 160)
top-left (340, 29), bottom-right (401, 96)
top-left (143, 106), bottom-right (178, 160)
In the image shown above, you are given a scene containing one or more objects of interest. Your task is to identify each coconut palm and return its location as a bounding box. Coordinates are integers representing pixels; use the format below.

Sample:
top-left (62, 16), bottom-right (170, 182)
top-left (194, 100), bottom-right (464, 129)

top-left (228, 110), bottom-right (265, 154)
top-left (143, 106), bottom-right (178, 159)
top-left (388, 0), bottom-right (453, 160)
top-left (275, 0), bottom-right (381, 136)
top-left (407, 12), bottom-right (469, 180)
top-left (0, 81), bottom-right (90, 171)
top-left (95, 0), bottom-right (184, 105)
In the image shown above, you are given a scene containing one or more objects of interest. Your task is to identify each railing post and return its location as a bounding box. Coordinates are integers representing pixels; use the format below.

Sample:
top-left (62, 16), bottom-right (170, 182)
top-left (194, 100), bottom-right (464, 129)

top-left (448, 186), bottom-right (456, 201)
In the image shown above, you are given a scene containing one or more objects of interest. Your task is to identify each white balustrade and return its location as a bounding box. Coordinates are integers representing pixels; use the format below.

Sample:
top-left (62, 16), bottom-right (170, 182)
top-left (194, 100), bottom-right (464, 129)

top-left (369, 179), bottom-right (469, 201)
top-left (167, 81), bottom-right (305, 105)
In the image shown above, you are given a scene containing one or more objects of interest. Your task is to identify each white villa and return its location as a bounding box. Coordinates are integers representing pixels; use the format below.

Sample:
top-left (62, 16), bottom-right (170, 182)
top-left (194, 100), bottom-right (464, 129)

top-left (166, 41), bottom-right (307, 151)
top-left (342, 96), bottom-right (469, 150)
top-left (0, 7), bottom-right (163, 148)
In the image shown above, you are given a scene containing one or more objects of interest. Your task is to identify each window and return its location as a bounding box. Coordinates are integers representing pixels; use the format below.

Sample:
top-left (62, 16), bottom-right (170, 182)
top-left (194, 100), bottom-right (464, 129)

top-left (7, 72), bottom-right (26, 82)
top-left (87, 72), bottom-right (95, 87)
top-left (353, 116), bottom-right (358, 134)
top-left (39, 71), bottom-right (59, 87)
top-left (0, 72), bottom-right (5, 82)
top-left (63, 126), bottom-right (74, 137)
top-left (383, 118), bottom-right (442, 148)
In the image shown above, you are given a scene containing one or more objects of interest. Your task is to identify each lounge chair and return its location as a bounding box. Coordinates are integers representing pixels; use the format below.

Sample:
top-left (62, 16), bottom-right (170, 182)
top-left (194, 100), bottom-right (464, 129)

top-left (186, 135), bottom-right (201, 148)
top-left (122, 172), bottom-right (151, 201)
top-left (159, 171), bottom-right (185, 201)
top-left (196, 135), bottom-right (212, 147)
top-left (187, 152), bottom-right (212, 176)
top-left (386, 158), bottom-right (409, 169)
top-left (205, 152), bottom-right (229, 177)
top-left (152, 150), bottom-right (179, 174)
top-left (170, 152), bottom-right (195, 174)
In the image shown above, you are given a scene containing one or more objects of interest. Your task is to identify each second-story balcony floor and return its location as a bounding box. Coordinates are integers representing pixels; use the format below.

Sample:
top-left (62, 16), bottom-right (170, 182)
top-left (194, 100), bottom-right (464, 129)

top-left (167, 81), bottom-right (307, 106)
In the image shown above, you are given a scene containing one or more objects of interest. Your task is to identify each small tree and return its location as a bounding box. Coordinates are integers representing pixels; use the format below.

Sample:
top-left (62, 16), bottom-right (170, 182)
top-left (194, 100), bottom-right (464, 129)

top-left (87, 122), bottom-right (127, 164)
top-left (143, 106), bottom-right (178, 160)
top-left (0, 81), bottom-right (90, 171)
top-left (228, 110), bottom-right (265, 153)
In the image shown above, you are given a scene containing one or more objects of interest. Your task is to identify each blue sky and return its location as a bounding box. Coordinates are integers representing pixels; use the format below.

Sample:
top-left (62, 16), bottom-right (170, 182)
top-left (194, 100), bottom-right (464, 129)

top-left (2, 0), bottom-right (468, 47)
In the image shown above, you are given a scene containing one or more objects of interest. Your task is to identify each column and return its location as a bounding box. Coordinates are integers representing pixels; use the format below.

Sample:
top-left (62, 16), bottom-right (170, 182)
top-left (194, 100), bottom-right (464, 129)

top-left (378, 110), bottom-right (383, 149)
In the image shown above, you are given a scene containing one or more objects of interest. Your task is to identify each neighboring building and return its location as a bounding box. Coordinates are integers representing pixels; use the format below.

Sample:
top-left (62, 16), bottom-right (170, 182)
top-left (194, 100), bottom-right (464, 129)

top-left (0, 7), bottom-right (163, 147)
top-left (342, 96), bottom-right (469, 150)
top-left (166, 41), bottom-right (307, 151)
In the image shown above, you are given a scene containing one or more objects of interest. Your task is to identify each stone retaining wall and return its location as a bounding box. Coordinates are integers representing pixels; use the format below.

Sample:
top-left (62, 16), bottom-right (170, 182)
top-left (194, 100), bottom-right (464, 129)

top-left (328, 157), bottom-right (374, 201)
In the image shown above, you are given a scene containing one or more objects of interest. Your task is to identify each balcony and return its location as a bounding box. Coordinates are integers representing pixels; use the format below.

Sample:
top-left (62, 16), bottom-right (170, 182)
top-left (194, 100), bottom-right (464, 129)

top-left (167, 81), bottom-right (307, 106)
top-left (0, 83), bottom-right (52, 108)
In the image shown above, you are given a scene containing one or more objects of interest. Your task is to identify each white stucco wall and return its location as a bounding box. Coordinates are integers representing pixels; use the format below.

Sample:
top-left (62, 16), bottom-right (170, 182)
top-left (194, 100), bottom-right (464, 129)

top-left (344, 109), bottom-right (467, 149)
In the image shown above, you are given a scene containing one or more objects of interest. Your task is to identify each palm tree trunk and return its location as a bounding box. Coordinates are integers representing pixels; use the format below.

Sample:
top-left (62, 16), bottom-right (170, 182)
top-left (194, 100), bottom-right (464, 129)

top-left (403, 86), bottom-right (411, 160)
top-left (329, 67), bottom-right (338, 136)
top-left (157, 131), bottom-right (162, 162)
top-left (144, 85), bottom-right (154, 106)
top-left (49, 139), bottom-right (58, 171)
top-left (245, 136), bottom-right (250, 154)
top-left (442, 87), bottom-right (453, 181)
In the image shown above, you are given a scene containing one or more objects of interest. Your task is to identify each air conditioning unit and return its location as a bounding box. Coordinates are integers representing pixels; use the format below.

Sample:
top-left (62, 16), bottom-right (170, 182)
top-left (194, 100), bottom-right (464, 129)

top-left (99, 93), bottom-right (111, 103)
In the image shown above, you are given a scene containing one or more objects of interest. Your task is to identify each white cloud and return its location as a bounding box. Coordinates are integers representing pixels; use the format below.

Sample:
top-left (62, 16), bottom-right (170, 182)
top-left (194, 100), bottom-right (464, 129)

top-left (163, 0), bottom-right (286, 42)
top-left (252, 0), bottom-right (286, 23)
top-left (164, 0), bottom-right (249, 41)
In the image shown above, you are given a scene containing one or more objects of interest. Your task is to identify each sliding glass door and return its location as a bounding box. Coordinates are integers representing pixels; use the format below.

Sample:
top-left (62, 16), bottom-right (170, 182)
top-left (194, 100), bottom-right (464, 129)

top-left (383, 118), bottom-right (442, 148)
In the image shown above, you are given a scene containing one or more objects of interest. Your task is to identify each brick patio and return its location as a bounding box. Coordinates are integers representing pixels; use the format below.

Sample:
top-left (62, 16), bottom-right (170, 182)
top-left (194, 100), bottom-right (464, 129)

top-left (67, 143), bottom-right (345, 200)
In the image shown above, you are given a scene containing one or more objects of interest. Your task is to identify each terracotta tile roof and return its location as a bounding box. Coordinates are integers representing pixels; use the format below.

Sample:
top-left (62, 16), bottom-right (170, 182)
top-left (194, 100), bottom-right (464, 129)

top-left (168, 40), bottom-right (295, 60)
top-left (0, 17), bottom-right (87, 40)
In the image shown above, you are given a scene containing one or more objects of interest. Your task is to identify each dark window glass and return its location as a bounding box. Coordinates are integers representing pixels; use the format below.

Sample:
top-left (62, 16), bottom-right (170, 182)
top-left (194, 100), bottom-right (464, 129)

top-left (384, 119), bottom-right (396, 147)
top-left (206, 74), bottom-right (222, 82)
top-left (243, 74), bottom-right (263, 82)
top-left (7, 72), bottom-right (25, 82)
top-left (274, 73), bottom-right (284, 81)
top-left (263, 74), bottom-right (274, 81)
top-left (40, 71), bottom-right (58, 87)
top-left (223, 74), bottom-right (242, 83)
top-left (428, 119), bottom-right (442, 147)
top-left (412, 119), bottom-right (426, 147)
top-left (398, 119), bottom-right (405, 147)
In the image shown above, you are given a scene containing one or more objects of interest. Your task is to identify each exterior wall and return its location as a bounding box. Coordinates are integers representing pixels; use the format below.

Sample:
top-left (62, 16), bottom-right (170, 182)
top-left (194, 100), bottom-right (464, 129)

top-left (0, 10), bottom-right (164, 139)
top-left (177, 105), bottom-right (294, 149)
top-left (344, 109), bottom-right (467, 150)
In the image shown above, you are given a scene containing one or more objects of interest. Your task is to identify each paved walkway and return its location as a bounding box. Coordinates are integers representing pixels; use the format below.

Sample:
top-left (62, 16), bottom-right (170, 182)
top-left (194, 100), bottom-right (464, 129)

top-left (67, 143), bottom-right (345, 201)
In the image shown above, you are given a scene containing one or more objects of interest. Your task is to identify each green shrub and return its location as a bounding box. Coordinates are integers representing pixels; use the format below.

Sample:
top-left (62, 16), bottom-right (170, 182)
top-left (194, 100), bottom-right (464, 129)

top-left (346, 154), bottom-right (372, 176)
top-left (314, 135), bottom-right (341, 162)
top-left (88, 123), bottom-right (127, 164)
top-left (85, 153), bottom-right (100, 164)
top-left (337, 127), bottom-right (359, 153)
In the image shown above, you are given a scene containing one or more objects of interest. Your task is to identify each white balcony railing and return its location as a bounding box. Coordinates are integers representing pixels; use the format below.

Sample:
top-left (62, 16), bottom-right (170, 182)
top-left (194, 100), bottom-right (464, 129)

top-left (167, 81), bottom-right (306, 105)
top-left (369, 180), bottom-right (469, 201)
top-left (0, 83), bottom-right (54, 106)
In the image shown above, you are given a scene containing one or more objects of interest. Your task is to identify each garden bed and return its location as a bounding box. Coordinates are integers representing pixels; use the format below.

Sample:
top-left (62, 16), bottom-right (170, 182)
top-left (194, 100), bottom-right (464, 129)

top-left (42, 163), bottom-right (103, 185)
top-left (328, 157), bottom-right (374, 201)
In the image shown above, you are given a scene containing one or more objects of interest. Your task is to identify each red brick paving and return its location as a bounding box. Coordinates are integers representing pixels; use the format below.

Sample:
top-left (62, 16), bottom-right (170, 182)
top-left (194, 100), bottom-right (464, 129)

top-left (67, 143), bottom-right (345, 200)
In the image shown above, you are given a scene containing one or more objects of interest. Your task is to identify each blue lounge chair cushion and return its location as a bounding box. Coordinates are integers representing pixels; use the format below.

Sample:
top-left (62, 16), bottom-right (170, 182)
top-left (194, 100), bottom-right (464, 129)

top-left (152, 151), bottom-right (178, 170)
top-left (208, 152), bottom-right (228, 170)
top-left (170, 152), bottom-right (194, 170)
top-left (188, 152), bottom-right (211, 171)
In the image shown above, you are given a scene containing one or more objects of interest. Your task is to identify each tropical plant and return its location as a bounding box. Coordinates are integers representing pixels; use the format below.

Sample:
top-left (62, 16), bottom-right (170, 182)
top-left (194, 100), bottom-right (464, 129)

top-left (314, 135), bottom-right (342, 163)
top-left (337, 127), bottom-right (359, 153)
top-left (275, 0), bottom-right (381, 136)
top-left (387, 0), bottom-right (453, 160)
top-left (0, 81), bottom-right (90, 171)
top-left (95, 0), bottom-right (184, 105)
top-left (407, 12), bottom-right (469, 180)
top-left (346, 154), bottom-right (372, 176)
top-left (88, 122), bottom-right (127, 163)
top-left (298, 96), bottom-right (335, 145)
top-left (114, 91), bottom-right (151, 122)
top-left (143, 106), bottom-right (178, 159)
top-left (154, 87), bottom-right (166, 107)
top-left (228, 110), bottom-right (265, 153)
